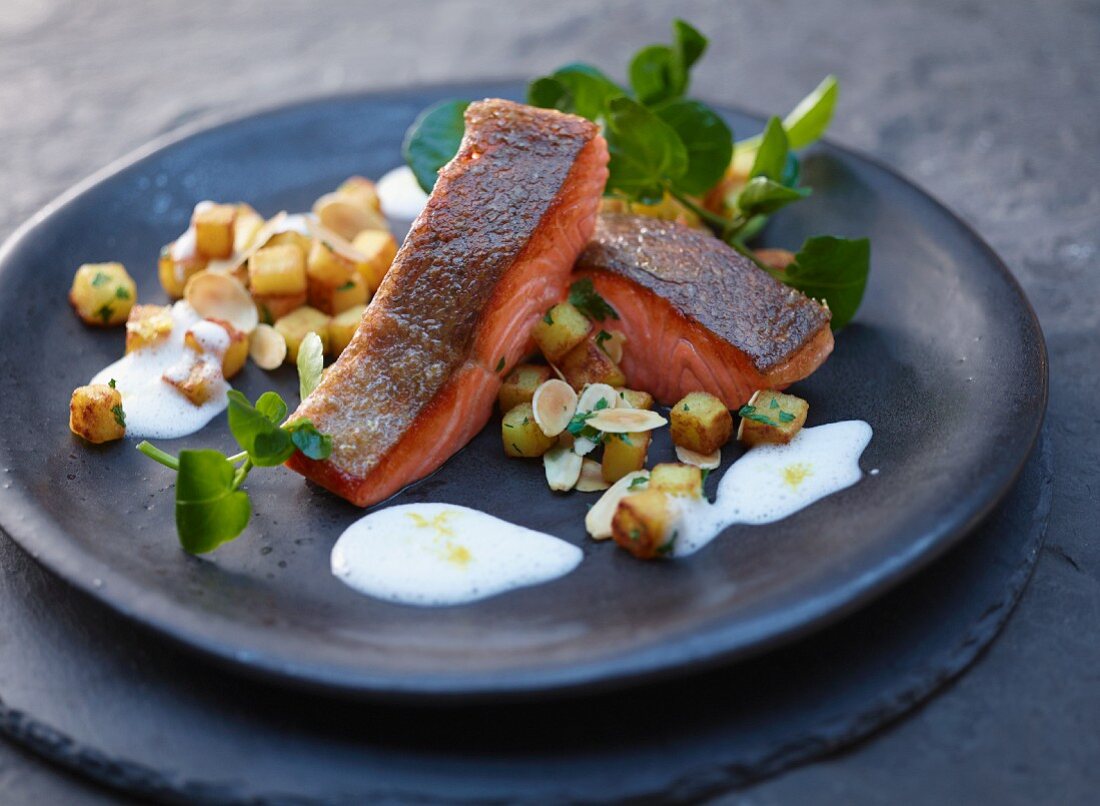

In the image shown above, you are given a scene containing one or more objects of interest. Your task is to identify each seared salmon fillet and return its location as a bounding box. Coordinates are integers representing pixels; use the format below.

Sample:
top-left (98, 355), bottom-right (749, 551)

top-left (574, 214), bottom-right (833, 408)
top-left (288, 99), bottom-right (608, 506)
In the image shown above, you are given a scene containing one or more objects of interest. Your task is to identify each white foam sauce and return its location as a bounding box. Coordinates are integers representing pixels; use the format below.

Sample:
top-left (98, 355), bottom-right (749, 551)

top-left (376, 165), bottom-right (429, 222)
top-left (90, 302), bottom-right (231, 439)
top-left (670, 421), bottom-right (873, 557)
top-left (331, 503), bottom-right (583, 607)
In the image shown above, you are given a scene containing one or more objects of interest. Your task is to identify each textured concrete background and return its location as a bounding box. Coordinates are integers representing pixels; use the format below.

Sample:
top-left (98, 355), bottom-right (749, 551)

top-left (1, 0), bottom-right (1098, 802)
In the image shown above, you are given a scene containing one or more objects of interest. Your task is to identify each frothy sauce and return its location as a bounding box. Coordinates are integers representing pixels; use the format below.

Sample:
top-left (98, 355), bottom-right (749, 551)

top-left (90, 302), bottom-right (231, 439)
top-left (331, 503), bottom-right (583, 606)
top-left (376, 165), bottom-right (429, 222)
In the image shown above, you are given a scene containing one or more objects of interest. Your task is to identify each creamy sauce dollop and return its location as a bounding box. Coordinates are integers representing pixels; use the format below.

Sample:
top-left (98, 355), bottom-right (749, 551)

top-left (376, 165), bottom-right (429, 222)
top-left (331, 503), bottom-right (583, 606)
top-left (90, 302), bottom-right (230, 439)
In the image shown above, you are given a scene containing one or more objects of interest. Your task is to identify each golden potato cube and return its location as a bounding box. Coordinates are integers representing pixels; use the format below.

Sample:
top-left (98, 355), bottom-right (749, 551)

top-left (601, 430), bottom-right (651, 483)
top-left (158, 247), bottom-right (206, 300)
top-left (499, 364), bottom-right (553, 412)
top-left (184, 319), bottom-right (249, 379)
top-left (274, 306), bottom-right (331, 363)
top-left (69, 262), bottom-right (137, 327)
top-left (234, 204), bottom-right (265, 252)
top-left (670, 391), bottom-right (733, 454)
top-left (265, 230), bottom-right (311, 255)
top-left (254, 292), bottom-right (307, 325)
top-left (307, 238), bottom-right (357, 287)
top-left (559, 336), bottom-right (627, 390)
top-left (352, 230), bottom-right (398, 293)
top-left (193, 203), bottom-right (237, 259)
top-left (615, 387), bottom-right (654, 410)
top-left (163, 360), bottom-right (221, 406)
top-left (502, 402), bottom-right (555, 458)
top-left (737, 389), bottom-right (809, 446)
top-left (649, 462), bottom-right (703, 499)
top-left (612, 489), bottom-right (677, 559)
top-left (69, 383), bottom-right (126, 444)
top-left (338, 176), bottom-right (383, 214)
top-left (308, 272), bottom-right (369, 316)
top-left (249, 244), bottom-right (306, 296)
top-left (125, 304), bottom-right (174, 353)
top-left (532, 302), bottom-right (592, 362)
top-left (329, 304), bottom-right (366, 355)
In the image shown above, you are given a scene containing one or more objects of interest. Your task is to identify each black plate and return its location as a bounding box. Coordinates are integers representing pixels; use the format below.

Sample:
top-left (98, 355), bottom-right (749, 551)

top-left (0, 83), bottom-right (1047, 702)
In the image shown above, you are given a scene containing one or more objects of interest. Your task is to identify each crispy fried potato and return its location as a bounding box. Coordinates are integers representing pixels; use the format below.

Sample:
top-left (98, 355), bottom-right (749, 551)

top-left (615, 387), bottom-right (654, 410)
top-left (193, 203), bottom-right (237, 259)
top-left (253, 292), bottom-right (307, 325)
top-left (274, 306), bottom-right (331, 362)
top-left (308, 272), bottom-right (369, 316)
top-left (158, 247), bottom-right (205, 300)
top-left (737, 389), bottom-right (809, 446)
top-left (499, 363), bottom-right (553, 413)
top-left (249, 243), bottom-right (307, 296)
top-left (648, 462), bottom-right (703, 499)
top-left (502, 402), bottom-right (555, 458)
top-left (184, 318), bottom-right (249, 379)
top-left (532, 302), bottom-right (592, 362)
top-left (307, 237), bottom-right (358, 287)
top-left (612, 488), bottom-right (678, 559)
top-left (601, 430), bottom-right (650, 483)
top-left (69, 383), bottom-right (126, 443)
top-left (558, 335), bottom-right (627, 390)
top-left (670, 391), bottom-right (733, 454)
top-left (125, 304), bottom-right (174, 353)
top-left (69, 262), bottom-right (136, 327)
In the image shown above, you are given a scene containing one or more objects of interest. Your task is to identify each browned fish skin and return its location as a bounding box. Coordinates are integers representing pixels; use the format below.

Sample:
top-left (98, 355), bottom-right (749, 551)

top-left (577, 214), bottom-right (831, 372)
top-left (288, 99), bottom-right (608, 505)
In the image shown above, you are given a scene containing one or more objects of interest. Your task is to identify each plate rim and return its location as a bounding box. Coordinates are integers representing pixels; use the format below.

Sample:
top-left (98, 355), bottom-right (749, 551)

top-left (0, 82), bottom-right (1049, 702)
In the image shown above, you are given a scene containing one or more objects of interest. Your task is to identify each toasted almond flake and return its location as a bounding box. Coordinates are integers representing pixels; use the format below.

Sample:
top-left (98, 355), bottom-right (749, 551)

top-left (249, 323), bottom-right (287, 370)
top-left (184, 271), bottom-right (258, 334)
top-left (575, 459), bottom-right (610, 492)
top-left (572, 435), bottom-right (598, 457)
top-left (585, 471), bottom-right (649, 539)
top-left (305, 218), bottom-right (369, 263)
top-left (313, 193), bottom-right (387, 240)
top-left (602, 330), bottom-right (626, 364)
top-left (577, 383), bottom-right (619, 414)
top-left (531, 379), bottom-right (577, 437)
top-left (675, 444), bottom-right (722, 470)
top-left (544, 445), bottom-right (583, 491)
top-left (586, 408), bottom-right (667, 434)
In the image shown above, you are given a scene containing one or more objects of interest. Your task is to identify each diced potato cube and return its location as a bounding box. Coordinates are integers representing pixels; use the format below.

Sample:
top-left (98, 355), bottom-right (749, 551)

top-left (265, 229), bottom-right (311, 256)
top-left (249, 244), bottom-right (307, 296)
top-left (307, 238), bottom-right (357, 287)
top-left (532, 302), bottom-right (592, 362)
top-left (558, 336), bottom-right (626, 390)
top-left (309, 272), bottom-right (369, 316)
top-left (158, 247), bottom-right (205, 300)
top-left (254, 292), bottom-right (307, 324)
top-left (502, 402), bottom-right (555, 458)
top-left (499, 364), bottom-right (553, 412)
top-left (69, 383), bottom-right (126, 444)
top-left (329, 304), bottom-right (366, 355)
top-left (670, 391), bottom-right (733, 454)
top-left (125, 304), bottom-right (174, 353)
top-left (338, 176), bottom-right (383, 214)
top-left (163, 359), bottom-right (221, 406)
top-left (615, 387), bottom-right (654, 410)
top-left (612, 489), bottom-right (677, 559)
top-left (352, 230), bottom-right (398, 293)
top-left (737, 389), bottom-right (809, 446)
top-left (234, 204), bottom-right (265, 252)
top-left (193, 203), bottom-right (237, 259)
top-left (274, 306), bottom-right (331, 363)
top-left (601, 430), bottom-right (651, 483)
top-left (69, 262), bottom-right (137, 327)
top-left (649, 462), bottom-right (703, 499)
top-left (184, 318), bottom-right (249, 379)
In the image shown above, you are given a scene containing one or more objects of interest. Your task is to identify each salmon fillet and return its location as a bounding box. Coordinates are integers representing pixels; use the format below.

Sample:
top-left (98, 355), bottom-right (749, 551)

top-left (574, 213), bottom-right (833, 408)
top-left (287, 99), bottom-right (609, 506)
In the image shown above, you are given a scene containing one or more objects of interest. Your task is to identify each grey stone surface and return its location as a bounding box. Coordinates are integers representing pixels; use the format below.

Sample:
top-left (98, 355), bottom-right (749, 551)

top-left (0, 0), bottom-right (1097, 803)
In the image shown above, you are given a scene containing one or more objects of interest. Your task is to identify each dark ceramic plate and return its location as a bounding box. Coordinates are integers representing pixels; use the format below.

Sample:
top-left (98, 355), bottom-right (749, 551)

top-left (0, 83), bottom-right (1046, 702)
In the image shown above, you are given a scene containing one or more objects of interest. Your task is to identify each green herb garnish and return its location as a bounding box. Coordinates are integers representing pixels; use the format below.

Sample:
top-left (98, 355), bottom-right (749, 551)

top-left (737, 404), bottom-right (778, 427)
top-left (595, 330), bottom-right (612, 352)
top-left (496, 356), bottom-right (506, 372)
top-left (337, 280), bottom-right (356, 291)
top-left (543, 310), bottom-right (554, 325)
top-left (568, 278), bottom-right (618, 321)
top-left (115, 286), bottom-right (131, 300)
top-left (778, 411), bottom-right (796, 423)
top-left (403, 99), bottom-right (470, 193)
top-left (108, 378), bottom-right (117, 389)
top-left (297, 332), bottom-right (324, 402)
top-left (95, 303), bottom-right (113, 323)
top-left (628, 476), bottom-right (648, 490)
top-left (763, 236), bottom-right (871, 330)
top-left (91, 272), bottom-right (111, 287)
top-left (111, 404), bottom-right (126, 428)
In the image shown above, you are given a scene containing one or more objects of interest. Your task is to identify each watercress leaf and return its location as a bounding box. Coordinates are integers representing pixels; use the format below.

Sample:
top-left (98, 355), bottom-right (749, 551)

top-left (654, 99), bottom-right (732, 195)
top-left (629, 45), bottom-right (678, 105)
top-left (527, 76), bottom-right (568, 111)
top-left (736, 176), bottom-right (811, 217)
top-left (779, 236), bottom-right (871, 329)
top-left (254, 391), bottom-right (287, 425)
top-left (783, 74), bottom-right (839, 150)
top-left (227, 390), bottom-right (294, 467)
top-left (174, 450), bottom-right (251, 554)
top-left (673, 19), bottom-right (707, 75)
top-left (568, 278), bottom-right (619, 321)
top-left (750, 117), bottom-right (789, 182)
top-left (781, 152), bottom-right (801, 188)
top-left (402, 99), bottom-right (470, 193)
top-left (529, 63), bottom-right (625, 121)
top-left (297, 331), bottom-right (324, 402)
top-left (605, 96), bottom-right (687, 204)
top-left (286, 419), bottom-right (334, 461)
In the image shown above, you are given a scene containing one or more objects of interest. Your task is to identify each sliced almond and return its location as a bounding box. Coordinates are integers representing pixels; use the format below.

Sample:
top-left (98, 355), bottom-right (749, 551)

top-left (531, 379), bottom-right (577, 437)
top-left (305, 218), bottom-right (369, 263)
top-left (577, 383), bottom-right (619, 414)
top-left (576, 459), bottom-right (610, 492)
top-left (544, 445), bottom-right (583, 492)
top-left (184, 271), bottom-right (258, 335)
top-left (312, 193), bottom-right (387, 240)
top-left (585, 470), bottom-right (649, 539)
top-left (249, 323), bottom-right (287, 370)
top-left (586, 408), bottom-right (667, 434)
top-left (572, 435), bottom-right (598, 457)
top-left (675, 444), bottom-right (722, 470)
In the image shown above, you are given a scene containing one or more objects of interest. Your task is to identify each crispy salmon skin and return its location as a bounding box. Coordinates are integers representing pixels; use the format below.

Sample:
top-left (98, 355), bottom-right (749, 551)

top-left (288, 99), bottom-right (609, 506)
top-left (574, 213), bottom-right (833, 408)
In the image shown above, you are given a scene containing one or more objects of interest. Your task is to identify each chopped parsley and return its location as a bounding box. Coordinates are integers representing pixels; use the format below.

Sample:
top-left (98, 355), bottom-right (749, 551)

top-left (568, 278), bottom-right (619, 322)
top-left (617, 433), bottom-right (634, 445)
top-left (682, 403), bottom-right (690, 412)
top-left (111, 403), bottom-right (126, 429)
top-left (594, 398), bottom-right (610, 411)
top-left (108, 378), bottom-right (117, 389)
top-left (115, 286), bottom-right (131, 299)
top-left (542, 310), bottom-right (554, 325)
top-left (95, 303), bottom-right (114, 324)
top-left (628, 476), bottom-right (648, 490)
top-left (91, 272), bottom-right (111, 287)
top-left (737, 404), bottom-right (778, 427)
top-left (595, 330), bottom-right (612, 353)
top-left (656, 530), bottom-right (679, 556)
top-left (337, 280), bottom-right (356, 291)
top-left (511, 442), bottom-right (522, 455)
top-left (628, 527), bottom-right (641, 542)
top-left (769, 397), bottom-right (780, 409)
top-left (778, 410), bottom-right (796, 423)
top-left (496, 356), bottom-right (506, 372)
